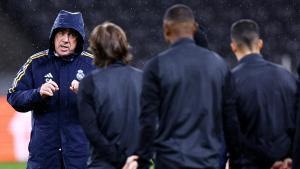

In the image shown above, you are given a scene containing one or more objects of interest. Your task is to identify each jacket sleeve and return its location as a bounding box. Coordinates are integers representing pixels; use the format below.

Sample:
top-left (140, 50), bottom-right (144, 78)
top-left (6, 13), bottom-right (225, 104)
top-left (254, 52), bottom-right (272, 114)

top-left (223, 69), bottom-right (288, 168)
top-left (293, 78), bottom-right (300, 169)
top-left (7, 60), bottom-right (44, 112)
top-left (77, 74), bottom-right (126, 166)
top-left (136, 58), bottom-right (160, 169)
top-left (222, 70), bottom-right (244, 160)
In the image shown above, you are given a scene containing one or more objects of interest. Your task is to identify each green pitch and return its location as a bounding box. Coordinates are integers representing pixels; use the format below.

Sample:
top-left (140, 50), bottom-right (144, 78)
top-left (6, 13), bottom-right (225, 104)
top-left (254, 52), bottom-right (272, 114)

top-left (0, 163), bottom-right (26, 169)
top-left (0, 162), bottom-right (153, 169)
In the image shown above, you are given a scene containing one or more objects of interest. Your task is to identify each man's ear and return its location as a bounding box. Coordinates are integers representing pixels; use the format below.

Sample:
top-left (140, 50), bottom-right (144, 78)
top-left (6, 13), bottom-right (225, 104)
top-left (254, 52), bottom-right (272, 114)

top-left (258, 39), bottom-right (263, 50)
top-left (193, 22), bottom-right (199, 34)
top-left (163, 22), bottom-right (172, 43)
top-left (163, 23), bottom-right (171, 36)
top-left (230, 41), bottom-right (237, 53)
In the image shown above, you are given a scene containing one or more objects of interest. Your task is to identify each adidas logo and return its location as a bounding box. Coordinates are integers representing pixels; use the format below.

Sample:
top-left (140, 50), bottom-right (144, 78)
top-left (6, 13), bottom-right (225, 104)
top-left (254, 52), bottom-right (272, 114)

top-left (44, 73), bottom-right (53, 78)
top-left (44, 73), bottom-right (53, 82)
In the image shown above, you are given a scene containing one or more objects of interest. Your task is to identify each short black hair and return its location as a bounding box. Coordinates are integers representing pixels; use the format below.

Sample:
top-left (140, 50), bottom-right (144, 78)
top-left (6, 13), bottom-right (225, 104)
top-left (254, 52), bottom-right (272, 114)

top-left (164, 4), bottom-right (195, 23)
top-left (231, 19), bottom-right (260, 50)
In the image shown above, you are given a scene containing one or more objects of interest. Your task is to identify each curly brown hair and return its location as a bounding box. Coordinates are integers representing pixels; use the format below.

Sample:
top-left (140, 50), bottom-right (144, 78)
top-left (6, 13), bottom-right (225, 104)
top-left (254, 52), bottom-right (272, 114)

top-left (89, 22), bottom-right (132, 67)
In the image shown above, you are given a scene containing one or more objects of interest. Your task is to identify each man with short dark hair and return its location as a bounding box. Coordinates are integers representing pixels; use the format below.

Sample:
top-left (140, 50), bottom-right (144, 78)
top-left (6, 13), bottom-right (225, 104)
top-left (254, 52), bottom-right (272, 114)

top-left (7, 10), bottom-right (94, 169)
top-left (227, 19), bottom-right (297, 169)
top-left (123, 4), bottom-right (232, 169)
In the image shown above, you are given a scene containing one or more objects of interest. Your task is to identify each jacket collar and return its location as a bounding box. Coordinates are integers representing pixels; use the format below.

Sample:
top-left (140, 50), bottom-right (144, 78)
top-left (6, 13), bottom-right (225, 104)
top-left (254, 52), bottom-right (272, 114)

top-left (48, 49), bottom-right (79, 62)
top-left (238, 53), bottom-right (264, 65)
top-left (107, 60), bottom-right (126, 68)
top-left (171, 38), bottom-right (195, 48)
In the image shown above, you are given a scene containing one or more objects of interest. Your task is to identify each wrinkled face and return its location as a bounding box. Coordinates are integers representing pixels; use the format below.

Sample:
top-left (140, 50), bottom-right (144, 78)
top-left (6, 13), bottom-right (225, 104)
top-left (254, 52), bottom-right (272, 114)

top-left (54, 28), bottom-right (78, 57)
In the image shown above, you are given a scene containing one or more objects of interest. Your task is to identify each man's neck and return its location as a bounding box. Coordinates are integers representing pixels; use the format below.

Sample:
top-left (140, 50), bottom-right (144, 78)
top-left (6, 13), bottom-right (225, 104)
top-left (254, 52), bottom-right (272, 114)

top-left (53, 51), bottom-right (76, 61)
top-left (54, 51), bottom-right (75, 58)
top-left (169, 34), bottom-right (193, 44)
top-left (236, 50), bottom-right (260, 61)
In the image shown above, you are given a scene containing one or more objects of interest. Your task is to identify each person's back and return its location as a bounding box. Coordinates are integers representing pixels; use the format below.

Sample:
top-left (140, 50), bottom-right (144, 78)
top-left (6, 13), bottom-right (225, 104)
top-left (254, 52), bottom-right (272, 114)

top-left (91, 64), bottom-right (142, 154)
top-left (153, 38), bottom-right (228, 168)
top-left (131, 4), bottom-right (230, 169)
top-left (80, 64), bottom-right (142, 168)
top-left (232, 54), bottom-right (297, 167)
top-left (228, 19), bottom-right (297, 169)
top-left (293, 66), bottom-right (300, 169)
top-left (77, 22), bottom-right (142, 169)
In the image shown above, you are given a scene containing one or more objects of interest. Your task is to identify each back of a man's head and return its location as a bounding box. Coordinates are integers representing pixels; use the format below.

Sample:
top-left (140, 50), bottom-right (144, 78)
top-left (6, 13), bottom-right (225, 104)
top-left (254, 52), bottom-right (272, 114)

top-left (164, 4), bottom-right (195, 23)
top-left (231, 19), bottom-right (260, 50)
top-left (163, 4), bottom-right (197, 43)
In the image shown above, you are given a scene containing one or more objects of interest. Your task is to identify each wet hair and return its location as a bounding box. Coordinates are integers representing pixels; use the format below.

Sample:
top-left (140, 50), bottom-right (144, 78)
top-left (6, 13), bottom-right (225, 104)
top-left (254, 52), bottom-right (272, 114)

top-left (164, 4), bottom-right (195, 23)
top-left (231, 19), bottom-right (260, 50)
top-left (89, 22), bottom-right (132, 67)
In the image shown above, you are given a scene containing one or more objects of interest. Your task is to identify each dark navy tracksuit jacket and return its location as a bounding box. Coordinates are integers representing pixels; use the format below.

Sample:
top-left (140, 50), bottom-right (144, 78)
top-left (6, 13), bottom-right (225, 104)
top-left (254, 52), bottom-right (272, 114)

top-left (229, 54), bottom-right (297, 169)
top-left (77, 62), bottom-right (142, 169)
top-left (7, 10), bottom-right (95, 169)
top-left (292, 67), bottom-right (300, 169)
top-left (137, 38), bottom-right (230, 169)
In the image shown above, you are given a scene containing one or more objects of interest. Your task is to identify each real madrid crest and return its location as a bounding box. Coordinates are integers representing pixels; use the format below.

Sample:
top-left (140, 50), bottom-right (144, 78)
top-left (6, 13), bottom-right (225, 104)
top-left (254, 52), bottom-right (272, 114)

top-left (76, 69), bottom-right (85, 81)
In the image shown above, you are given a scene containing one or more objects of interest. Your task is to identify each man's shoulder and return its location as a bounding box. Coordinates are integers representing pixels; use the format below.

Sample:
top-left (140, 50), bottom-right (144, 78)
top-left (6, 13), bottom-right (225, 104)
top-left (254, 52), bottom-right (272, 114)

top-left (250, 58), bottom-right (291, 75)
top-left (143, 54), bottom-right (160, 71)
top-left (266, 61), bottom-right (295, 78)
top-left (76, 51), bottom-right (94, 68)
top-left (266, 60), bottom-right (287, 71)
top-left (30, 50), bottom-right (49, 61)
top-left (80, 51), bottom-right (94, 59)
top-left (22, 50), bottom-right (49, 67)
top-left (126, 66), bottom-right (143, 78)
top-left (148, 46), bottom-right (227, 69)
top-left (193, 47), bottom-right (229, 72)
top-left (208, 50), bottom-right (228, 65)
top-left (147, 47), bottom-right (174, 65)
top-left (232, 63), bottom-right (244, 73)
top-left (128, 66), bottom-right (143, 73)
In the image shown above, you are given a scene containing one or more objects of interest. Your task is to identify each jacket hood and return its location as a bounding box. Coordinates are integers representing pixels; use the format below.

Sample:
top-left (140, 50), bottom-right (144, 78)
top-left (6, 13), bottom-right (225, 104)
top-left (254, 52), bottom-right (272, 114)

top-left (49, 10), bottom-right (85, 54)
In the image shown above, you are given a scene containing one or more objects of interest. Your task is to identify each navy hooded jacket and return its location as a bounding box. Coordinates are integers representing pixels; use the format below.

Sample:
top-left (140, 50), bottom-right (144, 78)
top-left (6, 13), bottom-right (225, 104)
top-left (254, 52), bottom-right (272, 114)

top-left (229, 54), bottom-right (297, 169)
top-left (136, 38), bottom-right (231, 169)
top-left (7, 10), bottom-right (95, 169)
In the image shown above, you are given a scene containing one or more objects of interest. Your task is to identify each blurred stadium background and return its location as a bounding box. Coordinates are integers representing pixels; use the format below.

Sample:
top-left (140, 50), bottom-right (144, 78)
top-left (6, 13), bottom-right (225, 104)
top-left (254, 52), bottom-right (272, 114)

top-left (0, 0), bottom-right (299, 168)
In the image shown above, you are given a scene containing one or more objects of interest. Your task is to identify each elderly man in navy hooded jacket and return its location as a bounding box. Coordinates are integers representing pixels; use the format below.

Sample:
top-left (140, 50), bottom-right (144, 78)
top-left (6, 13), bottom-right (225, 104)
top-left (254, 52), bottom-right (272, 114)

top-left (7, 10), bottom-right (94, 169)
